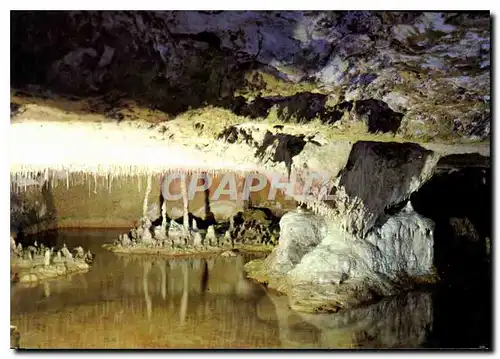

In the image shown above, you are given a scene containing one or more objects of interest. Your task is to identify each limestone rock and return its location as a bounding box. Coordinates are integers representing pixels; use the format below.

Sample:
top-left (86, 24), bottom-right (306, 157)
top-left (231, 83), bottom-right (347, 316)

top-left (246, 207), bottom-right (436, 313)
top-left (285, 210), bottom-right (435, 312)
top-left (266, 210), bottom-right (327, 275)
top-left (329, 141), bottom-right (440, 237)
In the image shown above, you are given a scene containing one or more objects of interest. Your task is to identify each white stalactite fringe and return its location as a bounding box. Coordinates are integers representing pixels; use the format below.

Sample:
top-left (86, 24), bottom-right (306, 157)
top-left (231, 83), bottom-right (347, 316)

top-left (143, 173), bottom-right (152, 219)
top-left (9, 162), bottom-right (269, 183)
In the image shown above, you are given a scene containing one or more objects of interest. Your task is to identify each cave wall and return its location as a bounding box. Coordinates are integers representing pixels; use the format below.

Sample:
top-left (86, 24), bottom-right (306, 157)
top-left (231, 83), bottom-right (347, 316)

top-left (10, 172), bottom-right (296, 235)
top-left (10, 11), bottom-right (491, 141)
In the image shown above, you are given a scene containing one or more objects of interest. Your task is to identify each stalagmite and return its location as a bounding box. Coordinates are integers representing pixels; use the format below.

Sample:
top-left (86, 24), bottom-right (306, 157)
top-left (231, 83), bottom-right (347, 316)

top-left (66, 170), bottom-right (69, 189)
top-left (193, 232), bottom-right (203, 247)
top-left (206, 225), bottom-right (217, 247)
top-left (61, 243), bottom-right (72, 259)
top-left (143, 173), bottom-right (152, 219)
top-left (181, 173), bottom-right (189, 234)
top-left (161, 199), bottom-right (168, 235)
top-left (44, 248), bottom-right (51, 267)
top-left (10, 237), bottom-right (16, 253)
top-left (44, 281), bottom-right (50, 298)
top-left (224, 230), bottom-right (232, 246)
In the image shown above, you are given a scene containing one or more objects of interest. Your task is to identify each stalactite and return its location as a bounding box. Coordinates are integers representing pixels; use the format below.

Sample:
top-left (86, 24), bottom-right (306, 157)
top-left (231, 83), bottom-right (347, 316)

top-left (181, 173), bottom-right (189, 233)
top-left (143, 173), bottom-right (152, 219)
top-left (161, 199), bottom-right (167, 235)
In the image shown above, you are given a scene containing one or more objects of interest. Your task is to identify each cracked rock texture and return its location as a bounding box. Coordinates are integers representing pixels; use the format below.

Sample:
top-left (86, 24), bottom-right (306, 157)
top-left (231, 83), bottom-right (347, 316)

top-left (11, 11), bottom-right (490, 141)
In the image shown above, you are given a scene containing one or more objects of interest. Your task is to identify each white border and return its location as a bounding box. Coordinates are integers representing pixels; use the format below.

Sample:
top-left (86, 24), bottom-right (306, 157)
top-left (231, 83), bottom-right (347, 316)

top-left (2, 4), bottom-right (498, 358)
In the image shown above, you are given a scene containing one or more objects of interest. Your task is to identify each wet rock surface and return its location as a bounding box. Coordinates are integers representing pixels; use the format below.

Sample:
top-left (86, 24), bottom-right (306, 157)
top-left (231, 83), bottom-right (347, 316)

top-left (11, 11), bottom-right (490, 141)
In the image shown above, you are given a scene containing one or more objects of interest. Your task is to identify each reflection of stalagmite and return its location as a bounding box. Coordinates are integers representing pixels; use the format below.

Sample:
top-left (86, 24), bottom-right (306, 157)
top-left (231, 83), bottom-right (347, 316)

top-left (200, 259), bottom-right (209, 294)
top-left (160, 261), bottom-right (167, 300)
top-left (143, 261), bottom-right (152, 320)
top-left (181, 174), bottom-right (189, 234)
top-left (180, 261), bottom-right (189, 325)
top-left (44, 281), bottom-right (50, 297)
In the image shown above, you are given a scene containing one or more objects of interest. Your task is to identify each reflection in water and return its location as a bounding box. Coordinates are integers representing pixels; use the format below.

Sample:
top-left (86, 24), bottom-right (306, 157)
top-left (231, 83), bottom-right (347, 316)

top-left (11, 229), bottom-right (437, 349)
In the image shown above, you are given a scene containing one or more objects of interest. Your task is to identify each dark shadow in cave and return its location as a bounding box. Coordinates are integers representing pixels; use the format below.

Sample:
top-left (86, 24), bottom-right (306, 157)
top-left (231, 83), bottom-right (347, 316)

top-left (410, 157), bottom-right (492, 349)
top-left (10, 175), bottom-right (59, 249)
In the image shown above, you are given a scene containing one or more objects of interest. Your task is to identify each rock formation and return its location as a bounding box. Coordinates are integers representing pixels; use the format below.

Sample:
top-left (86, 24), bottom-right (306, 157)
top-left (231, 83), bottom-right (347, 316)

top-left (11, 11), bottom-right (490, 142)
top-left (10, 237), bottom-right (95, 284)
top-left (245, 141), bottom-right (445, 313)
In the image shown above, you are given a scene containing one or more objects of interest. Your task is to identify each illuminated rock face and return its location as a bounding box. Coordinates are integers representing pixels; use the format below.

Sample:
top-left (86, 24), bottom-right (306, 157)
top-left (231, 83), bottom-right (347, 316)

top-left (11, 11), bottom-right (490, 141)
top-left (246, 141), bottom-right (442, 313)
top-left (250, 207), bottom-right (435, 313)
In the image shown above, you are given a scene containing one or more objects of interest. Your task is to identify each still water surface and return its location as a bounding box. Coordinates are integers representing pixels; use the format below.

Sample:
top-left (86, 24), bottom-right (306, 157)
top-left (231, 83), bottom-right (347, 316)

top-left (10, 229), bottom-right (491, 349)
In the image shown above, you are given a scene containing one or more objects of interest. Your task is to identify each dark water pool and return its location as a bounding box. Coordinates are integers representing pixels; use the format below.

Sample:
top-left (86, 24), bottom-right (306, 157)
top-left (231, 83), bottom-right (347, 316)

top-left (10, 229), bottom-right (492, 349)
